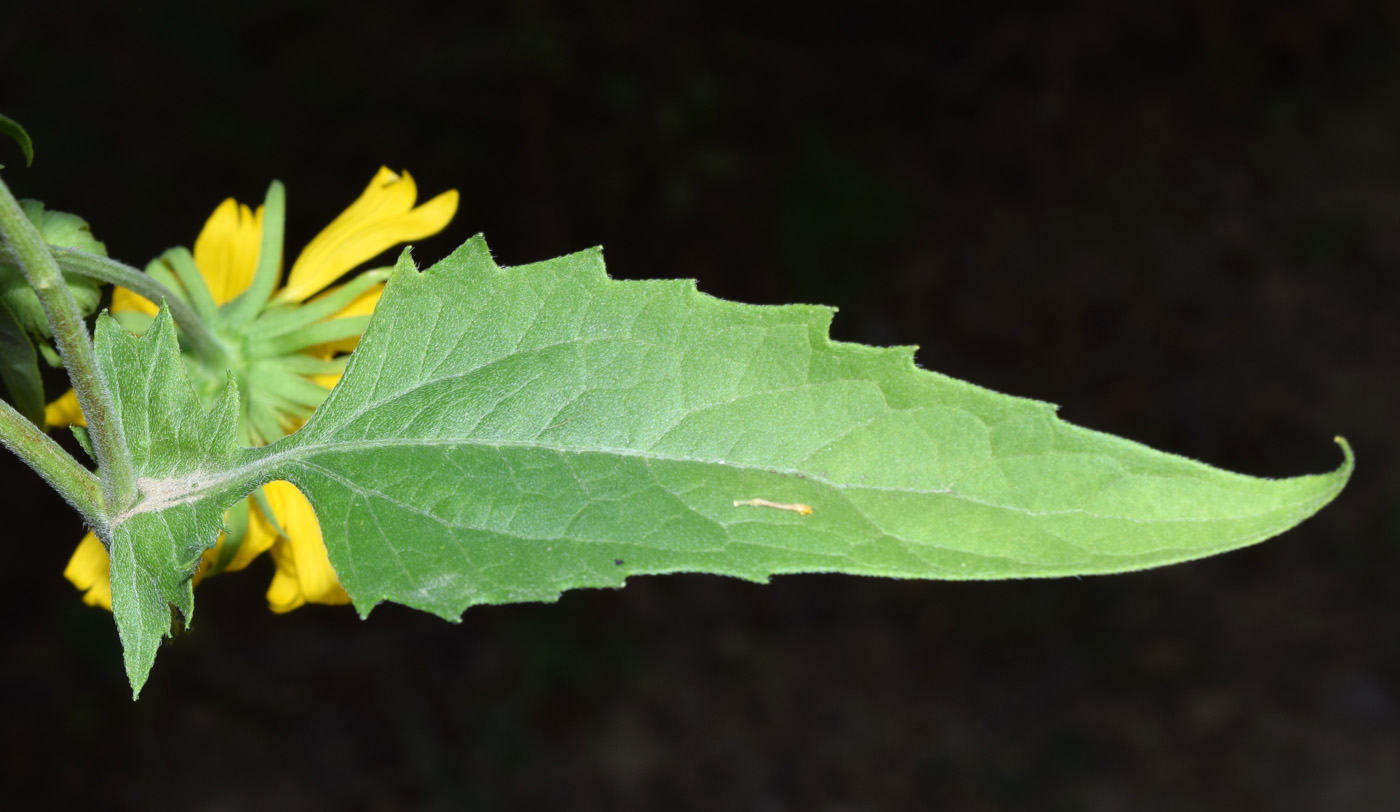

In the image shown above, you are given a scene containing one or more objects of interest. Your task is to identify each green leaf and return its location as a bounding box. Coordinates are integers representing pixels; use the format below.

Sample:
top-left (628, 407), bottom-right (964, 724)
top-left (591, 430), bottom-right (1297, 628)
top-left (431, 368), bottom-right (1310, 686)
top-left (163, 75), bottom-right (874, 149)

top-left (98, 237), bottom-right (1352, 693)
top-left (0, 113), bottom-right (34, 167)
top-left (0, 297), bottom-right (44, 425)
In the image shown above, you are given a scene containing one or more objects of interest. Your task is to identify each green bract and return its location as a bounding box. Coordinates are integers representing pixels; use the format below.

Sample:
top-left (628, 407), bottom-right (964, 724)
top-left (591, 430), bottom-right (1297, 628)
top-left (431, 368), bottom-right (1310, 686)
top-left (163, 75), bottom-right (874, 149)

top-left (94, 236), bottom-right (1352, 696)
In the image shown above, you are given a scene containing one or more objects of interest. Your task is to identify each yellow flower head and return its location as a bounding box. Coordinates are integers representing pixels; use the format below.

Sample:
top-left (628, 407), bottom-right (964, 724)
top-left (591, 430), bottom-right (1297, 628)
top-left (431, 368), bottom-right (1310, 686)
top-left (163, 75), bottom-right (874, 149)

top-left (53, 168), bottom-right (458, 613)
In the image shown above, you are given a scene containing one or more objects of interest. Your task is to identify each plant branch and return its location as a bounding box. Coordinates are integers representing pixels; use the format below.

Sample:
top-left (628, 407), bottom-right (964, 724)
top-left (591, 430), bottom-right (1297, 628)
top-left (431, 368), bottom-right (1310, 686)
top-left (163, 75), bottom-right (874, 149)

top-left (6, 246), bottom-right (229, 365)
top-left (0, 172), bottom-right (137, 514)
top-left (0, 397), bottom-right (104, 529)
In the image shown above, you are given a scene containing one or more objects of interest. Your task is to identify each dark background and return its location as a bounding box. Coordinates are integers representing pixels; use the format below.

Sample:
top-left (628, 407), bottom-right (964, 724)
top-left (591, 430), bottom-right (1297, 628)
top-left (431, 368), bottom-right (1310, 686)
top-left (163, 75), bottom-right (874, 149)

top-left (1, 1), bottom-right (1395, 809)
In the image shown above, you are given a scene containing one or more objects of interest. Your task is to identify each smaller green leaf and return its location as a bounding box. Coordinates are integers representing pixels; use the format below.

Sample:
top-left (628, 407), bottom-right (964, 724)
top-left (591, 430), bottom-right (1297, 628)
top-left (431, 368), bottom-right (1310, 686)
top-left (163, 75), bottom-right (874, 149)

top-left (0, 200), bottom-right (104, 338)
top-left (95, 309), bottom-right (247, 697)
top-left (0, 113), bottom-right (34, 166)
top-left (19, 199), bottom-right (108, 257)
top-left (0, 297), bottom-right (44, 425)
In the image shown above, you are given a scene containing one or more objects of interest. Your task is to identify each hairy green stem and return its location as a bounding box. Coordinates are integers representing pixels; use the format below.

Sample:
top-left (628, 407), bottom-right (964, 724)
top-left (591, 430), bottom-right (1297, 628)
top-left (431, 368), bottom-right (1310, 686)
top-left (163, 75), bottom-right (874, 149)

top-left (0, 173), bottom-right (136, 514)
top-left (0, 397), bottom-right (104, 529)
top-left (39, 247), bottom-right (227, 365)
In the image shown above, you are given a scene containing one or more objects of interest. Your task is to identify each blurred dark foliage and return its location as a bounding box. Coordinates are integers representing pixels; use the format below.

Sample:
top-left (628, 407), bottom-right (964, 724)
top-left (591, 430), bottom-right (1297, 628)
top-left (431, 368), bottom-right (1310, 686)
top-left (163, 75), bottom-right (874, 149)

top-left (1, 1), bottom-right (1396, 809)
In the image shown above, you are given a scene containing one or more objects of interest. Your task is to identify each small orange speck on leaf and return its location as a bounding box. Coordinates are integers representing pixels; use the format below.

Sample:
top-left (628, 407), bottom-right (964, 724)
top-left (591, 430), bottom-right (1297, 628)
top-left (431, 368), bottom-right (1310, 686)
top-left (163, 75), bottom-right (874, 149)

top-left (732, 498), bottom-right (813, 516)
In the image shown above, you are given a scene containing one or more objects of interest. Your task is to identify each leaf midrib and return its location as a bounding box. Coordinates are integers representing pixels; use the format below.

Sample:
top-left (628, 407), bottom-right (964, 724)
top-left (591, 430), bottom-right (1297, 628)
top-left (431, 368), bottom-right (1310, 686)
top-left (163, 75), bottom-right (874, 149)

top-left (114, 432), bottom-right (1331, 531)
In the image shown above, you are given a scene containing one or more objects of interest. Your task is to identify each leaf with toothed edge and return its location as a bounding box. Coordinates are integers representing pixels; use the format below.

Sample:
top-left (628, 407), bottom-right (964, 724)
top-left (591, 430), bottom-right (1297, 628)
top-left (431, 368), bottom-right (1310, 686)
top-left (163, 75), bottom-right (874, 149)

top-left (96, 235), bottom-right (1353, 695)
top-left (93, 309), bottom-right (247, 696)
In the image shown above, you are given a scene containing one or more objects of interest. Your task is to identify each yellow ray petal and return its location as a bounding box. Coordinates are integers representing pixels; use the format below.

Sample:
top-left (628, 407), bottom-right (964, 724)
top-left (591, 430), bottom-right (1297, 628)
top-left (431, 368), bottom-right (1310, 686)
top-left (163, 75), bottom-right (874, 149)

top-left (45, 388), bottom-right (85, 429)
top-left (278, 168), bottom-right (458, 302)
top-left (110, 285), bottom-right (158, 316)
top-left (64, 531), bottom-right (112, 610)
top-left (265, 539), bottom-right (305, 613)
top-left (192, 198), bottom-right (265, 305)
top-left (261, 480), bottom-right (351, 612)
top-left (283, 168), bottom-right (414, 298)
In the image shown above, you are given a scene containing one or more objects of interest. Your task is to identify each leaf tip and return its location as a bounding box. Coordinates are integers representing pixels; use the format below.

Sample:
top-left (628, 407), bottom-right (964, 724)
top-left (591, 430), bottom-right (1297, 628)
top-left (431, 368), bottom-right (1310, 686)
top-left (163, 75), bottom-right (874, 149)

top-left (1331, 434), bottom-right (1355, 482)
top-left (1333, 435), bottom-right (1353, 463)
top-left (120, 634), bottom-right (157, 700)
top-left (0, 113), bottom-right (34, 167)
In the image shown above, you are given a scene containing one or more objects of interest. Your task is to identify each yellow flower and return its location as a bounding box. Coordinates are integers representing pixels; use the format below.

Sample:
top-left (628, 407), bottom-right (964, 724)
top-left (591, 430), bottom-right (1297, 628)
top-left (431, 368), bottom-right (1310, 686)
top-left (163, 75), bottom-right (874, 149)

top-left (54, 168), bottom-right (458, 613)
